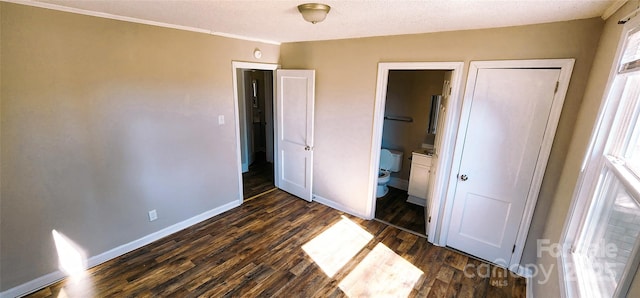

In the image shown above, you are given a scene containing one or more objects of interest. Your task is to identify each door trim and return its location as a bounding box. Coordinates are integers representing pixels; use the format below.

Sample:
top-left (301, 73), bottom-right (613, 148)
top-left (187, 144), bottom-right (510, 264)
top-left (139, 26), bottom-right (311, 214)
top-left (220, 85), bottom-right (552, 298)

top-left (368, 62), bottom-right (465, 244)
top-left (232, 61), bottom-right (279, 204)
top-left (442, 59), bottom-right (575, 270)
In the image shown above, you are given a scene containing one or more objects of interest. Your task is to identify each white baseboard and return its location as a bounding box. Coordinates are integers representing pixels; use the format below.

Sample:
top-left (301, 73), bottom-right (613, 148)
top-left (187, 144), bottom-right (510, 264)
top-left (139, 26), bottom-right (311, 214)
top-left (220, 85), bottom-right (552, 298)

top-left (0, 270), bottom-right (67, 298)
top-left (526, 275), bottom-right (533, 298)
top-left (0, 200), bottom-right (240, 298)
top-left (388, 178), bottom-right (408, 191)
top-left (406, 195), bottom-right (426, 207)
top-left (312, 194), bottom-right (366, 219)
top-left (517, 265), bottom-right (534, 278)
top-left (515, 265), bottom-right (534, 298)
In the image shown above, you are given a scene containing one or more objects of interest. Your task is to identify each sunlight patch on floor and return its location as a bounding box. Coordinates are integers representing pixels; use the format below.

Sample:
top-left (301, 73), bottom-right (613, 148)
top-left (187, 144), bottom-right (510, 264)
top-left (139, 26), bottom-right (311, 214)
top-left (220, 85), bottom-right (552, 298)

top-left (339, 242), bottom-right (424, 297)
top-left (302, 216), bottom-right (373, 277)
top-left (55, 278), bottom-right (94, 298)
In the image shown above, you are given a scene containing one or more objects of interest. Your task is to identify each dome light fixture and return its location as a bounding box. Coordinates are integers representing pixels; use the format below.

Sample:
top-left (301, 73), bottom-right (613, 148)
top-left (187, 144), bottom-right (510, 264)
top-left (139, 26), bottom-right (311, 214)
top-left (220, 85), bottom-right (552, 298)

top-left (297, 3), bottom-right (331, 24)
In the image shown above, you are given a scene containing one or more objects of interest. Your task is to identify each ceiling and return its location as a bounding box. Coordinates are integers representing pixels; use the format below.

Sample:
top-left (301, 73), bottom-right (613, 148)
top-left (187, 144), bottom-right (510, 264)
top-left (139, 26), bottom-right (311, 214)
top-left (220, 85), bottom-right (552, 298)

top-left (21, 0), bottom-right (620, 44)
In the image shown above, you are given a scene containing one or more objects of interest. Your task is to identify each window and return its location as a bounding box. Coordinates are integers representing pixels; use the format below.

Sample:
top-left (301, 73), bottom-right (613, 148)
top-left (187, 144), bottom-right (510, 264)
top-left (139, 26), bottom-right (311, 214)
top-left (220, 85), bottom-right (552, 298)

top-left (561, 18), bottom-right (640, 297)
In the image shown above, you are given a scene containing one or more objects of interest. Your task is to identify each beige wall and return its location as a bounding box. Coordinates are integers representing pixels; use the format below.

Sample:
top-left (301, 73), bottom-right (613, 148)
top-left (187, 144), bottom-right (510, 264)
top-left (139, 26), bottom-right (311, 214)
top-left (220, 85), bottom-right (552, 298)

top-left (0, 3), bottom-right (279, 291)
top-left (281, 18), bottom-right (603, 262)
top-left (383, 70), bottom-right (445, 180)
top-left (532, 2), bottom-right (640, 296)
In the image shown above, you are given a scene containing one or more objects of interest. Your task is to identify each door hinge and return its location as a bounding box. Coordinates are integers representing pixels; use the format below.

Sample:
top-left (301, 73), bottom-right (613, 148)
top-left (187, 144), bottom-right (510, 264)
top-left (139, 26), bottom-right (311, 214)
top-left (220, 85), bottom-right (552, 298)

top-left (428, 216), bottom-right (431, 223)
top-left (512, 244), bottom-right (516, 254)
top-left (554, 81), bottom-right (559, 93)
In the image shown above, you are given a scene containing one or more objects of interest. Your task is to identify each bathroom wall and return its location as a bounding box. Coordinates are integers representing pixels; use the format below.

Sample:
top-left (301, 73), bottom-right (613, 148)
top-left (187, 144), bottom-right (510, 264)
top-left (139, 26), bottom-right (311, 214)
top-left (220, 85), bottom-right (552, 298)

top-left (0, 3), bottom-right (280, 293)
top-left (239, 69), bottom-right (274, 171)
top-left (242, 70), bottom-right (269, 165)
top-left (248, 70), bottom-right (268, 155)
top-left (382, 70), bottom-right (445, 181)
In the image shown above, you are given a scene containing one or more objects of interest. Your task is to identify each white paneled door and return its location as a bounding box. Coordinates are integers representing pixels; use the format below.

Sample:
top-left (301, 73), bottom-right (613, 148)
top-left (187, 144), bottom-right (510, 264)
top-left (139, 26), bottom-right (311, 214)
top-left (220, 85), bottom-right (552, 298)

top-left (275, 70), bottom-right (315, 202)
top-left (447, 67), bottom-right (561, 263)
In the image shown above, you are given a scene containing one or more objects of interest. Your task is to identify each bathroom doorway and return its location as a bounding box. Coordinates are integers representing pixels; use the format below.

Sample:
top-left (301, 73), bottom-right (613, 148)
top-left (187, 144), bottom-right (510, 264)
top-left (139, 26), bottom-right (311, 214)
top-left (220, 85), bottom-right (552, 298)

top-left (232, 62), bottom-right (279, 201)
top-left (375, 70), bottom-right (449, 236)
top-left (368, 62), bottom-right (464, 242)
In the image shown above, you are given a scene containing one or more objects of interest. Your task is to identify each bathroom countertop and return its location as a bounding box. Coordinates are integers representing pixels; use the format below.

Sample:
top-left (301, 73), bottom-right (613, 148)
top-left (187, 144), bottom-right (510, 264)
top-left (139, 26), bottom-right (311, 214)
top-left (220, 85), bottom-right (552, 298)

top-left (413, 148), bottom-right (434, 156)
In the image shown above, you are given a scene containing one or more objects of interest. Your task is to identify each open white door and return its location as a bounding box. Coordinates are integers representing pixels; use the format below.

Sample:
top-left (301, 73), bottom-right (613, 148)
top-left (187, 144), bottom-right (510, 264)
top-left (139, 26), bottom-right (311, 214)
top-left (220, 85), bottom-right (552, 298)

top-left (275, 70), bottom-right (315, 201)
top-left (426, 77), bottom-right (451, 234)
top-left (446, 66), bottom-right (563, 264)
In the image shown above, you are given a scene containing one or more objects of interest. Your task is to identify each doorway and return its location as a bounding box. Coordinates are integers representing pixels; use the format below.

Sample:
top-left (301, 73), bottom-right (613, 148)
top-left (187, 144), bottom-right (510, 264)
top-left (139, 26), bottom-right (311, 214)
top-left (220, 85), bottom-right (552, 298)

top-left (368, 62), bottom-right (465, 241)
top-left (374, 70), bottom-right (450, 236)
top-left (232, 62), bottom-right (279, 202)
top-left (241, 69), bottom-right (274, 199)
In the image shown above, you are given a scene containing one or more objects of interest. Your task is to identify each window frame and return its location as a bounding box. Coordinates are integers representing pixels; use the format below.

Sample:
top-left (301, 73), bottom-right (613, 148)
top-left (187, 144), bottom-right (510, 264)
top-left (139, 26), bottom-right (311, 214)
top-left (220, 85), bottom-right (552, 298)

top-left (560, 16), bottom-right (640, 298)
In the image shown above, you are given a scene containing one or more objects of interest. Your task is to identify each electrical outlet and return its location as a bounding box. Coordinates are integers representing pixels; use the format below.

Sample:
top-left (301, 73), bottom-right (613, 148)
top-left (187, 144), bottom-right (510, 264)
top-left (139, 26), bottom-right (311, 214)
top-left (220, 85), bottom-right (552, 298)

top-left (218, 115), bottom-right (225, 125)
top-left (148, 209), bottom-right (158, 221)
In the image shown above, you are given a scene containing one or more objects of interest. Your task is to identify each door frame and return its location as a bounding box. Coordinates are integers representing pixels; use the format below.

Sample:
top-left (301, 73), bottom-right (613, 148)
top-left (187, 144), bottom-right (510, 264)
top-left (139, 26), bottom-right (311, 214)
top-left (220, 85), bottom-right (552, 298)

top-left (442, 59), bottom-right (575, 271)
top-left (367, 61), bottom-right (465, 242)
top-left (232, 61), bottom-right (279, 204)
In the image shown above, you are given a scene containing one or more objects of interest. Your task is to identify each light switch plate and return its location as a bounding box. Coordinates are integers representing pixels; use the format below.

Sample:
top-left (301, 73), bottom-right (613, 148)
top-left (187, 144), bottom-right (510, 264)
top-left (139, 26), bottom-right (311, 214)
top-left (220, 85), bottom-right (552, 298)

top-left (148, 210), bottom-right (158, 221)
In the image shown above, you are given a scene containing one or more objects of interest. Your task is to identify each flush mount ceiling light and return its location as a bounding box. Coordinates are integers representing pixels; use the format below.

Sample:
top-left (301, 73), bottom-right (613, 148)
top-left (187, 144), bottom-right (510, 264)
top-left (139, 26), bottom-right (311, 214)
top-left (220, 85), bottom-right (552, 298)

top-left (297, 3), bottom-right (331, 24)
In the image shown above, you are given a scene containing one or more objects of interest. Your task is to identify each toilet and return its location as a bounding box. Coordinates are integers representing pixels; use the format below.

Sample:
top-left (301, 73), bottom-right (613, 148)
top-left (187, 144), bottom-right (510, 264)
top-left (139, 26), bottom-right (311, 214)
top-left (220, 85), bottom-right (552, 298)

top-left (377, 149), bottom-right (403, 198)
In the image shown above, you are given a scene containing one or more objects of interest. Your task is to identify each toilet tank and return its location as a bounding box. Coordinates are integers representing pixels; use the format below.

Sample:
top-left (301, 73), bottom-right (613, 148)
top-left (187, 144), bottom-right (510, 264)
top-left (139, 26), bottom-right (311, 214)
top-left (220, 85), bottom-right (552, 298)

top-left (380, 149), bottom-right (403, 172)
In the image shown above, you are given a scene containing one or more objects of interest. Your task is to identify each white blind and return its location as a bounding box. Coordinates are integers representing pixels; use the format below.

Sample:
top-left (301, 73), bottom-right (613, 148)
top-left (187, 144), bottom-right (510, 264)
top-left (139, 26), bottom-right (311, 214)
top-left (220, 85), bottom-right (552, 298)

top-left (620, 27), bottom-right (640, 73)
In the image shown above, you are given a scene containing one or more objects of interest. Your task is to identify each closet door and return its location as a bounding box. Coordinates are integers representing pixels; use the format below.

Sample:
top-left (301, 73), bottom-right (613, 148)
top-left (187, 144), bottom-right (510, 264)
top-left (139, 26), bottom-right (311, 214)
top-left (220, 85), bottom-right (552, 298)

top-left (446, 62), bottom-right (569, 264)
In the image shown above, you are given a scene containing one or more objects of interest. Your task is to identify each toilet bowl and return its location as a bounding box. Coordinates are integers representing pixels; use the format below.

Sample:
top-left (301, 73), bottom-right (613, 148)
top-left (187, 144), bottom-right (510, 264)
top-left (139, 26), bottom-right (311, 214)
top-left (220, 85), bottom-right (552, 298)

top-left (377, 149), bottom-right (403, 198)
top-left (379, 170), bottom-right (391, 183)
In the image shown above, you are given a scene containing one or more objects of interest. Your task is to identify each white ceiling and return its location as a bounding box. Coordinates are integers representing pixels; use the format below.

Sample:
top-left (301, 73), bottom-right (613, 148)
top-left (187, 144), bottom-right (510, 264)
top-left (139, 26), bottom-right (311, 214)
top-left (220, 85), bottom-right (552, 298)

top-left (22, 0), bottom-right (619, 44)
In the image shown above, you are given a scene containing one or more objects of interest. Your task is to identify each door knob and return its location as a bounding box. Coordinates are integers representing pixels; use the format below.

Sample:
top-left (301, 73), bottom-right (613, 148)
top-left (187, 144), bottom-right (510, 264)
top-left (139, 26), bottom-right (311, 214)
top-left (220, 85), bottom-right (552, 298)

top-left (460, 174), bottom-right (468, 181)
top-left (304, 146), bottom-right (311, 151)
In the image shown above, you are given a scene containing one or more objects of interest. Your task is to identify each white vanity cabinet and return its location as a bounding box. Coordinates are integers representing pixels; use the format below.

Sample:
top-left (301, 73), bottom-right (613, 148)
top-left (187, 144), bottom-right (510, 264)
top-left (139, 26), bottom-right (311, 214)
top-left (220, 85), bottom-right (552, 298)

top-left (407, 152), bottom-right (432, 206)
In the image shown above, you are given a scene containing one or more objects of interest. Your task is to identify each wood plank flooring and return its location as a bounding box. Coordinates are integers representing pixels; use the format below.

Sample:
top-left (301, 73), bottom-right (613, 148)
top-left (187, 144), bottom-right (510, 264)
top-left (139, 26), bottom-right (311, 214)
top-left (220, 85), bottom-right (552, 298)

top-left (26, 190), bottom-right (526, 297)
top-left (375, 186), bottom-right (426, 236)
top-left (242, 155), bottom-right (274, 199)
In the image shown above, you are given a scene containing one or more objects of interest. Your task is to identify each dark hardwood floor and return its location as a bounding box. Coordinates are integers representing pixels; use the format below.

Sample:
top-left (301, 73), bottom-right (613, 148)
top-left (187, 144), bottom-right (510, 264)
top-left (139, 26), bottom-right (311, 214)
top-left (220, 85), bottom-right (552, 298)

top-left (27, 190), bottom-right (526, 297)
top-left (375, 186), bottom-right (426, 236)
top-left (242, 152), bottom-right (275, 199)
